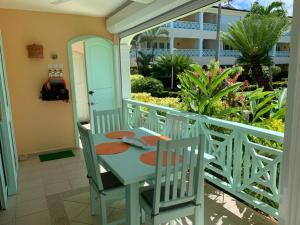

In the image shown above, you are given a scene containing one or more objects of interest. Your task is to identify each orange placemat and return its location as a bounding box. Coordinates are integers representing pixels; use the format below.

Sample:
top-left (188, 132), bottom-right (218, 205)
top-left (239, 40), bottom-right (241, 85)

top-left (141, 136), bottom-right (171, 146)
top-left (105, 131), bottom-right (135, 139)
top-left (140, 151), bottom-right (182, 166)
top-left (96, 142), bottom-right (129, 155)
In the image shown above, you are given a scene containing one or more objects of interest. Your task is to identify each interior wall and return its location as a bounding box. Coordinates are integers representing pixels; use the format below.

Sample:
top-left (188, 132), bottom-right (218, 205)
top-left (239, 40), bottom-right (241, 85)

top-left (0, 8), bottom-right (113, 155)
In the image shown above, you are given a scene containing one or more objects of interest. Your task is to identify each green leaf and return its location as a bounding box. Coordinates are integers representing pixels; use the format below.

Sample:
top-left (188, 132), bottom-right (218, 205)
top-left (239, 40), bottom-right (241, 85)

top-left (209, 68), bottom-right (232, 95)
top-left (255, 93), bottom-right (277, 112)
top-left (210, 83), bottom-right (242, 105)
top-left (253, 104), bottom-right (276, 122)
top-left (186, 71), bottom-right (209, 96)
top-left (215, 107), bottom-right (241, 117)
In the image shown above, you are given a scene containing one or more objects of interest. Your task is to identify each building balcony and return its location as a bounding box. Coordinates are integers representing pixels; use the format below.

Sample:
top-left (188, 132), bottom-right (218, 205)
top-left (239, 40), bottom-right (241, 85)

top-left (130, 48), bottom-right (241, 58)
top-left (276, 50), bottom-right (290, 57)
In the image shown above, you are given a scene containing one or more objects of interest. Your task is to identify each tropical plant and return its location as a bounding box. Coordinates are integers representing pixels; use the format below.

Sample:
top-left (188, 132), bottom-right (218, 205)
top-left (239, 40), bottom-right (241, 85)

top-left (244, 87), bottom-right (287, 122)
top-left (150, 55), bottom-right (193, 88)
top-left (130, 35), bottom-right (141, 71)
top-left (137, 52), bottom-right (154, 76)
top-left (178, 61), bottom-right (243, 116)
top-left (222, 15), bottom-right (290, 90)
top-left (131, 77), bottom-right (164, 95)
top-left (246, 1), bottom-right (288, 18)
top-left (140, 27), bottom-right (169, 57)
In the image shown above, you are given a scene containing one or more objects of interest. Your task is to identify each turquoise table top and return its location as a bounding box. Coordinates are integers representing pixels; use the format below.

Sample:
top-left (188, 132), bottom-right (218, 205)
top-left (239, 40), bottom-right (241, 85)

top-left (93, 127), bottom-right (214, 185)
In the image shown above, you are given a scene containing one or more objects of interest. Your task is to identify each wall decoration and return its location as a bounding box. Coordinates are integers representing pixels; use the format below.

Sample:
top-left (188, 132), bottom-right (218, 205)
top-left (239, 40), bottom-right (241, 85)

top-left (27, 44), bottom-right (43, 58)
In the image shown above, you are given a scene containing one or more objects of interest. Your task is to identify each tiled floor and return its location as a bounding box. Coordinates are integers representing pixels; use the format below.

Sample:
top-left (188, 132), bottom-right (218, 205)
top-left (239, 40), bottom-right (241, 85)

top-left (0, 149), bottom-right (278, 225)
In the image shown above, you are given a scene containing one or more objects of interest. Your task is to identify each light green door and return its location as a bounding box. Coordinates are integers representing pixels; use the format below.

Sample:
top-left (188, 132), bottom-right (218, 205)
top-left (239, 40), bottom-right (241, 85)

top-left (84, 37), bottom-right (116, 132)
top-left (0, 32), bottom-right (18, 201)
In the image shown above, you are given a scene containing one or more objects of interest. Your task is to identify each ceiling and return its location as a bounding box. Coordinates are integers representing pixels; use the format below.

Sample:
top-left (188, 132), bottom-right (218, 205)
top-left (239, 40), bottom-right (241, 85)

top-left (0, 0), bottom-right (128, 17)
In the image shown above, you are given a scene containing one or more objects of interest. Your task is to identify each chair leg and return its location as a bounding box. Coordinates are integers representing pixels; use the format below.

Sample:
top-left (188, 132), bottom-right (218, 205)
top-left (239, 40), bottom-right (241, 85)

top-left (193, 205), bottom-right (203, 225)
top-left (140, 208), bottom-right (145, 224)
top-left (153, 216), bottom-right (159, 225)
top-left (90, 187), bottom-right (97, 216)
top-left (100, 197), bottom-right (108, 225)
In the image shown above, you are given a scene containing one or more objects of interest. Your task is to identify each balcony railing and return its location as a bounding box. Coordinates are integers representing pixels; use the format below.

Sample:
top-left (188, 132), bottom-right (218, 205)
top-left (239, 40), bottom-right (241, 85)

top-left (173, 21), bottom-right (201, 30)
top-left (221, 50), bottom-right (241, 57)
top-left (203, 23), bottom-right (217, 31)
top-left (202, 49), bottom-right (216, 57)
top-left (276, 50), bottom-right (290, 57)
top-left (130, 48), bottom-right (289, 59)
top-left (123, 98), bottom-right (283, 219)
top-left (174, 49), bottom-right (201, 57)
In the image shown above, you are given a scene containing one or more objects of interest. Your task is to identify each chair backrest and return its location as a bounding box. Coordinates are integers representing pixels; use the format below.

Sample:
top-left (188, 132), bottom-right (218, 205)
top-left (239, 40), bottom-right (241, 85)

top-left (164, 113), bottom-right (189, 140)
top-left (77, 122), bottom-right (104, 192)
top-left (153, 136), bottom-right (205, 215)
top-left (93, 108), bottom-right (123, 134)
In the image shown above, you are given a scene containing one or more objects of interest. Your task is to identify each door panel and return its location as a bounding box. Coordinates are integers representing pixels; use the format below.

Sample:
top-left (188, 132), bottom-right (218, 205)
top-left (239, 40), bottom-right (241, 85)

top-left (73, 51), bottom-right (89, 123)
top-left (0, 33), bottom-right (18, 199)
top-left (84, 37), bottom-right (116, 132)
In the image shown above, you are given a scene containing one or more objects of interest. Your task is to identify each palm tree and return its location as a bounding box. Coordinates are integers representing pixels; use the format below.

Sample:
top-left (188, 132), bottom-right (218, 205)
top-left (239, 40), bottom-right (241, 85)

top-left (247, 1), bottom-right (288, 17)
top-left (222, 15), bottom-right (289, 90)
top-left (140, 27), bottom-right (169, 58)
top-left (130, 35), bottom-right (141, 71)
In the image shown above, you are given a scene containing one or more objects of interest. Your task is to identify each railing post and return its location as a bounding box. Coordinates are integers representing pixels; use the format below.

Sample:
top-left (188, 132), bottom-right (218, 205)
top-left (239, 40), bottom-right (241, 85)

top-left (232, 132), bottom-right (243, 191)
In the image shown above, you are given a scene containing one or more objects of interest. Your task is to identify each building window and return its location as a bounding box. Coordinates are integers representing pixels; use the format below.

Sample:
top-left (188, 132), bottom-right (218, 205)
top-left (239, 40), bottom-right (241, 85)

top-left (147, 42), bottom-right (151, 48)
top-left (167, 43), bottom-right (170, 49)
top-left (159, 42), bottom-right (165, 49)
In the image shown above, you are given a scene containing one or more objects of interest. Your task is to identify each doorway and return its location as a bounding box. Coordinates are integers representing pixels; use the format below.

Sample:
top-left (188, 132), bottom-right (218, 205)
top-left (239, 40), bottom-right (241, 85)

top-left (68, 36), bottom-right (117, 148)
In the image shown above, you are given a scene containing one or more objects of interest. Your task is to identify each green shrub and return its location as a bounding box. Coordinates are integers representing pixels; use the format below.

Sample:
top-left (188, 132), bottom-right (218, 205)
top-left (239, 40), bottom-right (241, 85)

top-left (132, 93), bottom-right (181, 109)
top-left (131, 77), bottom-right (164, 95)
top-left (130, 74), bottom-right (144, 82)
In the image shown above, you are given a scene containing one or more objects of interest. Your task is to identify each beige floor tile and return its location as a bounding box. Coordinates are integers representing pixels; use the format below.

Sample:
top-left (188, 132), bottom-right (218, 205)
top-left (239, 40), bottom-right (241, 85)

top-left (63, 192), bottom-right (91, 204)
top-left (70, 222), bottom-right (89, 225)
top-left (0, 205), bottom-right (16, 225)
top-left (71, 206), bottom-right (101, 225)
top-left (16, 210), bottom-right (51, 225)
top-left (17, 185), bottom-right (45, 203)
top-left (44, 180), bottom-right (72, 196)
top-left (16, 197), bottom-right (48, 218)
top-left (69, 178), bottom-right (89, 189)
top-left (64, 201), bottom-right (88, 219)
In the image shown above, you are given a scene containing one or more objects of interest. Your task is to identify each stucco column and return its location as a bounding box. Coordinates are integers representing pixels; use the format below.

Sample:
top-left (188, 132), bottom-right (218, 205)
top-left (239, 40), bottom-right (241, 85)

top-left (278, 0), bottom-right (300, 224)
top-left (197, 38), bottom-right (203, 57)
top-left (119, 40), bottom-right (132, 100)
top-left (170, 34), bottom-right (174, 54)
top-left (198, 12), bottom-right (204, 30)
top-left (272, 44), bottom-right (277, 57)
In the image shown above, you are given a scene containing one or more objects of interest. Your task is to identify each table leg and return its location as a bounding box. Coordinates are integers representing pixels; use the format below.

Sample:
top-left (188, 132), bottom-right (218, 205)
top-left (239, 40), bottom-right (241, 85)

top-left (126, 183), bottom-right (140, 225)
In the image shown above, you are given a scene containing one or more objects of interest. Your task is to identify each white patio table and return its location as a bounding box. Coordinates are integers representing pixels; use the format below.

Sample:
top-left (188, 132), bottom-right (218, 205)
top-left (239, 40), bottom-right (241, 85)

top-left (93, 127), bottom-right (214, 225)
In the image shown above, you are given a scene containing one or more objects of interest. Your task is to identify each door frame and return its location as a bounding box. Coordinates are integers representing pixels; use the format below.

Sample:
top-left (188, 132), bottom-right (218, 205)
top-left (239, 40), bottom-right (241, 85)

top-left (67, 35), bottom-right (115, 148)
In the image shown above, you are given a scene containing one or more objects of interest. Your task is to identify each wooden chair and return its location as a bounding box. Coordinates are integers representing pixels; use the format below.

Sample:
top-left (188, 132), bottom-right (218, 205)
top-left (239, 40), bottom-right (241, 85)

top-left (93, 108), bottom-right (123, 134)
top-left (140, 136), bottom-right (205, 225)
top-left (163, 113), bottom-right (189, 140)
top-left (77, 122), bottom-right (125, 225)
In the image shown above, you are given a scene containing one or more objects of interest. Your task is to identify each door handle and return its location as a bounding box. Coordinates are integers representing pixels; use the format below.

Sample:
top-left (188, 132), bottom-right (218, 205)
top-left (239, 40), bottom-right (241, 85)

top-left (88, 91), bottom-right (94, 95)
top-left (88, 102), bottom-right (95, 106)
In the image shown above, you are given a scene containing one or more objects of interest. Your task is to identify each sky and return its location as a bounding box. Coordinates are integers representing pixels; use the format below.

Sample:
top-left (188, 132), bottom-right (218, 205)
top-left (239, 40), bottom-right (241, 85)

top-left (229, 0), bottom-right (294, 16)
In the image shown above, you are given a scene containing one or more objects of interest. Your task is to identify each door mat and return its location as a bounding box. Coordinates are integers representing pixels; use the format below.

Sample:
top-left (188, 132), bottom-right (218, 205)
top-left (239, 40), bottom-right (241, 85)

top-left (39, 150), bottom-right (74, 162)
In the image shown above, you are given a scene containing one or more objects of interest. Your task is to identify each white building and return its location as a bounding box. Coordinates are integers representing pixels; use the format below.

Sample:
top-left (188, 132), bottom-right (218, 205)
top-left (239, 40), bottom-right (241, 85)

top-left (131, 5), bottom-right (291, 71)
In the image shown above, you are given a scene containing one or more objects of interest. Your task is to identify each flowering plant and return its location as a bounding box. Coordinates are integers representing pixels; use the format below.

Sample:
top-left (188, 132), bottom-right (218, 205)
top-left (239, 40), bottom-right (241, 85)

top-left (178, 60), bottom-right (243, 116)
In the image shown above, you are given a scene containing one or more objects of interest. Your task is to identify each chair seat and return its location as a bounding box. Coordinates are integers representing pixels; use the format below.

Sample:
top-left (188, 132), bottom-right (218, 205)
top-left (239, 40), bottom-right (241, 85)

top-left (101, 171), bottom-right (123, 190)
top-left (141, 187), bottom-right (193, 212)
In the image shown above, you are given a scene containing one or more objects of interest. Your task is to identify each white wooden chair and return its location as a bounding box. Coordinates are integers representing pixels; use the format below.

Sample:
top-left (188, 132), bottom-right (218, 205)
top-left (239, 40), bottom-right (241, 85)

top-left (93, 108), bottom-right (123, 134)
top-left (77, 122), bottom-right (125, 225)
top-left (163, 113), bottom-right (189, 140)
top-left (140, 136), bottom-right (205, 225)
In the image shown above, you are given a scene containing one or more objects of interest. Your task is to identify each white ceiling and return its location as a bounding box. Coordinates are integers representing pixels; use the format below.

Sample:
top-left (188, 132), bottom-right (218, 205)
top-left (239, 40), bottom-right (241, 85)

top-left (0, 0), bottom-right (128, 17)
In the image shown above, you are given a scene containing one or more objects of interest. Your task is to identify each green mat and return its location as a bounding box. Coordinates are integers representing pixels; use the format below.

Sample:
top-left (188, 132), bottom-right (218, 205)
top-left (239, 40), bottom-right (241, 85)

top-left (39, 150), bottom-right (75, 162)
